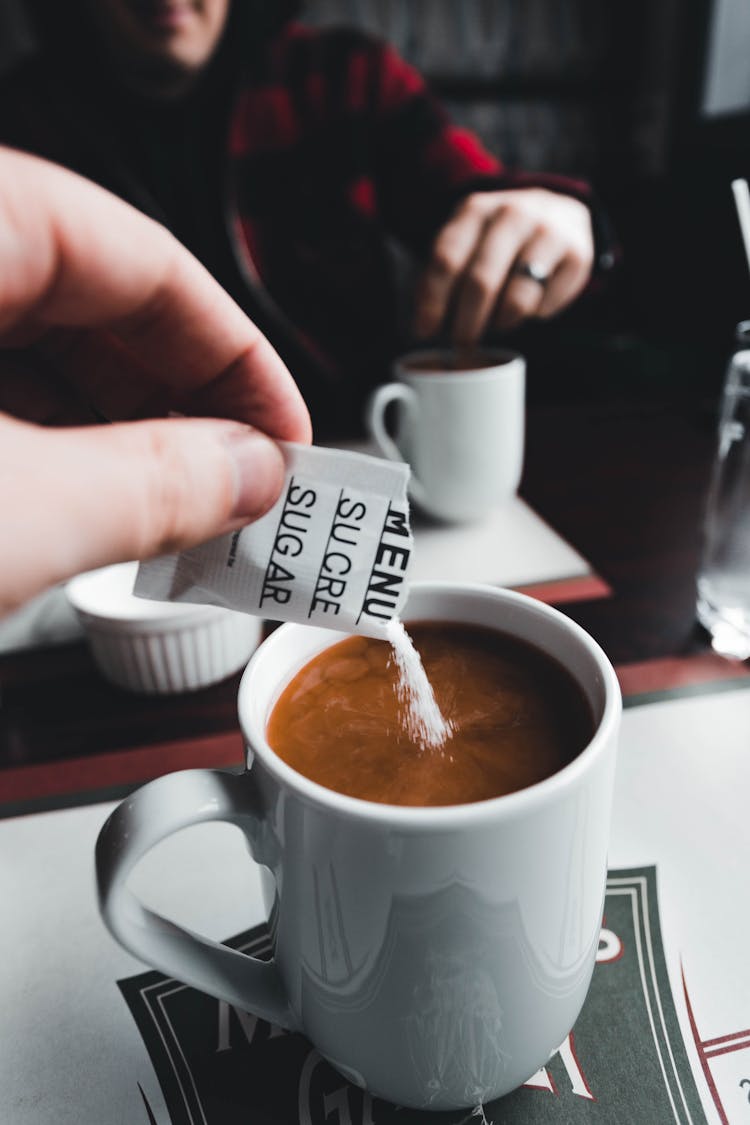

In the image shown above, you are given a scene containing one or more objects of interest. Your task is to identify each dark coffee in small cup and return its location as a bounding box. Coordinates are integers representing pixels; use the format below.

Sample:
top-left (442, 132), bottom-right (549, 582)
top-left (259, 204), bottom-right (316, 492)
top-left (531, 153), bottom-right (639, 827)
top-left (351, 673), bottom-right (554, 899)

top-left (400, 349), bottom-right (507, 373)
top-left (368, 348), bottom-right (525, 521)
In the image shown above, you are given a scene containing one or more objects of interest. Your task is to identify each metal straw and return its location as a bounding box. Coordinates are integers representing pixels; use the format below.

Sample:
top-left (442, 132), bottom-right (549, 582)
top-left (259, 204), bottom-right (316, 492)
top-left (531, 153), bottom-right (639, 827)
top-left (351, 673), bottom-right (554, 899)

top-left (731, 178), bottom-right (750, 280)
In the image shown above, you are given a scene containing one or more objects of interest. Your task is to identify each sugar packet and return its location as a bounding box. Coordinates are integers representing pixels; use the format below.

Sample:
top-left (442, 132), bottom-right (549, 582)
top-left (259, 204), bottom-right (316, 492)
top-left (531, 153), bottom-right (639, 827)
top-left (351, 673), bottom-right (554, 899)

top-left (134, 442), bottom-right (412, 638)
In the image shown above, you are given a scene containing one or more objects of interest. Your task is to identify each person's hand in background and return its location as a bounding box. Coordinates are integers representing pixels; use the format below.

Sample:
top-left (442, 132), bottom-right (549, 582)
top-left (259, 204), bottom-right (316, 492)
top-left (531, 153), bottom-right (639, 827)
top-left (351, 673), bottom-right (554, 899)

top-left (0, 148), bottom-right (311, 616)
top-left (413, 188), bottom-right (594, 345)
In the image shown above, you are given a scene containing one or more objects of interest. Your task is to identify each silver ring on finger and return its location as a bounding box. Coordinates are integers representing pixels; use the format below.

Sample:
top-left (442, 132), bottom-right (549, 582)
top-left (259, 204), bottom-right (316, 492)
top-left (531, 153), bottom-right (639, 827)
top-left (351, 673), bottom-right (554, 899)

top-left (513, 260), bottom-right (551, 286)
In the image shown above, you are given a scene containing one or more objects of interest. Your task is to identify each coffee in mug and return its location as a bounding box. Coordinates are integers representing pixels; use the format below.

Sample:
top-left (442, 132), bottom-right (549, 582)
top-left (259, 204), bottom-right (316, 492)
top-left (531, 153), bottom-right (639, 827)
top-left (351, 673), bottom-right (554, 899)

top-left (96, 582), bottom-right (620, 1110)
top-left (267, 622), bottom-right (594, 806)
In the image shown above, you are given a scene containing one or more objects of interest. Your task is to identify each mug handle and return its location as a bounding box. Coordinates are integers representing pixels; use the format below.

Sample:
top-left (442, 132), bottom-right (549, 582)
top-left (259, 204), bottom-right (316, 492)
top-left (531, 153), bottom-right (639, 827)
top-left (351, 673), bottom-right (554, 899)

top-left (95, 768), bottom-right (297, 1029)
top-left (366, 383), bottom-right (427, 507)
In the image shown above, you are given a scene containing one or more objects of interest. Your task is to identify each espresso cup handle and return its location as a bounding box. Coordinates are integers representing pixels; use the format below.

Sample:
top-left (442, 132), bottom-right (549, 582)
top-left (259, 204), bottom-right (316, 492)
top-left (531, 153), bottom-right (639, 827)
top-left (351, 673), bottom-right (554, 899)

top-left (95, 768), bottom-right (297, 1029)
top-left (366, 383), bottom-right (426, 505)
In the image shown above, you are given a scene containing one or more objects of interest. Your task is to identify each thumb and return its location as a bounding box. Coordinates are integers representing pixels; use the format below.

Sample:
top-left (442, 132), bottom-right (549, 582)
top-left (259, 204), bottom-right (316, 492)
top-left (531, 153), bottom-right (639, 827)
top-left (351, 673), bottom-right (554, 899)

top-left (1, 414), bottom-right (285, 615)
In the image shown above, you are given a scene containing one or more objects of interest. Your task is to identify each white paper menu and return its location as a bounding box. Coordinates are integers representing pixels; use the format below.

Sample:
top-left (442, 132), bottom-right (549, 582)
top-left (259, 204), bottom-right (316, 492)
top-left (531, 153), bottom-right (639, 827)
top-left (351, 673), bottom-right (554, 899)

top-left (1, 685), bottom-right (749, 1122)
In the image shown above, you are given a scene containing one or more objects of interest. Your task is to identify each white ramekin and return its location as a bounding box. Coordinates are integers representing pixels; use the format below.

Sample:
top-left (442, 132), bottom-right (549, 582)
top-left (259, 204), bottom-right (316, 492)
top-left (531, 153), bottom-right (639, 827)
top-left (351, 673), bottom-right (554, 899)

top-left (66, 562), bottom-right (261, 694)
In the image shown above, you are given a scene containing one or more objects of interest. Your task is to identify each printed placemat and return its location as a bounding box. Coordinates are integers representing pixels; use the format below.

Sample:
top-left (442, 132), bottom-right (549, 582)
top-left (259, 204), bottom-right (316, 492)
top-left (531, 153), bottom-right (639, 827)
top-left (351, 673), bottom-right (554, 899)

top-left (119, 867), bottom-right (706, 1124)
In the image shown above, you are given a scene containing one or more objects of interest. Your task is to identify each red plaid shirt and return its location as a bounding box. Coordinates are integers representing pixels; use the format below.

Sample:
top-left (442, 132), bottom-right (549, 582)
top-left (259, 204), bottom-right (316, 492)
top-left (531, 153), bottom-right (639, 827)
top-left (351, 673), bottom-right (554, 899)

top-left (224, 23), bottom-right (601, 426)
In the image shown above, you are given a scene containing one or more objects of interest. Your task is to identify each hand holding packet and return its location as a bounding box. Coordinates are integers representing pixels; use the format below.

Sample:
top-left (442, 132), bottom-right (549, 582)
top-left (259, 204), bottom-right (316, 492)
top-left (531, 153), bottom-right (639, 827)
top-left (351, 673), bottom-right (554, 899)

top-left (134, 442), bottom-right (413, 638)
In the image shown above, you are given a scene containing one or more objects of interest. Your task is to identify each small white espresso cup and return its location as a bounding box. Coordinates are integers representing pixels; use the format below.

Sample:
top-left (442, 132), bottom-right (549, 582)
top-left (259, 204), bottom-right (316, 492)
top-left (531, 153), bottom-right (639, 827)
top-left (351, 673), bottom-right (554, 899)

top-left (366, 349), bottom-right (525, 522)
top-left (96, 582), bottom-right (620, 1111)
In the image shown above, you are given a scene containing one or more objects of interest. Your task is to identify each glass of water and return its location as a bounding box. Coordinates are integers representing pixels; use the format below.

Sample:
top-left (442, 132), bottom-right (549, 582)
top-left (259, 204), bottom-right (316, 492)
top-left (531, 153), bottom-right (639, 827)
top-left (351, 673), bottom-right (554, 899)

top-left (697, 331), bottom-right (750, 658)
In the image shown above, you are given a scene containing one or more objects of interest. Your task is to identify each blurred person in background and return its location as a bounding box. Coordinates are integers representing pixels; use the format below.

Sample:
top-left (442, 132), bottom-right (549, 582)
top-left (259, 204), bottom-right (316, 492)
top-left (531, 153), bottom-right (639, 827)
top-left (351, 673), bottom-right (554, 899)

top-left (0, 0), bottom-right (612, 436)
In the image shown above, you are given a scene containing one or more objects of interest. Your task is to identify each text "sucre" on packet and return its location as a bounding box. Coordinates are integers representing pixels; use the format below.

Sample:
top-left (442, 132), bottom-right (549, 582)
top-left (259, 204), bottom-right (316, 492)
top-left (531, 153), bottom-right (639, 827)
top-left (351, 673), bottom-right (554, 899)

top-left (134, 442), bottom-right (413, 638)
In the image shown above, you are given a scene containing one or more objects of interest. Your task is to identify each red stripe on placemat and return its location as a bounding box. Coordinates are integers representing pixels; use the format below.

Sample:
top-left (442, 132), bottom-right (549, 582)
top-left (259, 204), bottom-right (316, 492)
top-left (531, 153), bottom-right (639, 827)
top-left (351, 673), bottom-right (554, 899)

top-left (0, 732), bottom-right (245, 803)
top-left (704, 1040), bottom-right (750, 1059)
top-left (513, 575), bottom-right (612, 605)
top-left (682, 966), bottom-right (730, 1125)
top-left (616, 653), bottom-right (750, 697)
top-left (702, 1027), bottom-right (750, 1048)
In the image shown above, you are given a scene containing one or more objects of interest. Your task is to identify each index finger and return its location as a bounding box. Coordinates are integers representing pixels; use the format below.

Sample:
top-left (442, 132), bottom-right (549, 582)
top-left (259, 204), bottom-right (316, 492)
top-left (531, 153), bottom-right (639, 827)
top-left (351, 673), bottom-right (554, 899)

top-left (0, 147), bottom-right (311, 443)
top-left (414, 200), bottom-right (487, 338)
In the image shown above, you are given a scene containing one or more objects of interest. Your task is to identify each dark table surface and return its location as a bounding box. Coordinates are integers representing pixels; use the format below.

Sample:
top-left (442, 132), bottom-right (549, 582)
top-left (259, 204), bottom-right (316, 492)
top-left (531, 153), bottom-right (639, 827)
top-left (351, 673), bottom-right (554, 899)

top-left (522, 391), bottom-right (716, 665)
top-left (0, 388), bottom-right (736, 811)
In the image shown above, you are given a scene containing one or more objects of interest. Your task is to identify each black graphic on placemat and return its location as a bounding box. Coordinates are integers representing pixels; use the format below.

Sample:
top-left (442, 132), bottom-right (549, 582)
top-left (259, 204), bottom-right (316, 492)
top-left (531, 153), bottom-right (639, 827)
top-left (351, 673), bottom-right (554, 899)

top-left (119, 867), bottom-right (707, 1124)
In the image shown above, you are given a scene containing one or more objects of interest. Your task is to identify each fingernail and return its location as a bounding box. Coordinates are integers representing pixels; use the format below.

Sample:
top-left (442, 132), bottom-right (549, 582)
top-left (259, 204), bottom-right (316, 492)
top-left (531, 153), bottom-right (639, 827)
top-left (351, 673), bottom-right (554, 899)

top-left (225, 429), bottom-right (285, 521)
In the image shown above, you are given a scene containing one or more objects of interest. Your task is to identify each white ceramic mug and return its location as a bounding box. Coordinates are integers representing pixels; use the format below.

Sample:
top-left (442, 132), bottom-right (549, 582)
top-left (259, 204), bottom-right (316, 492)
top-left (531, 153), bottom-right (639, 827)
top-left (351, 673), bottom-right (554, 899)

top-left (96, 582), bottom-right (620, 1110)
top-left (366, 349), bottom-right (525, 522)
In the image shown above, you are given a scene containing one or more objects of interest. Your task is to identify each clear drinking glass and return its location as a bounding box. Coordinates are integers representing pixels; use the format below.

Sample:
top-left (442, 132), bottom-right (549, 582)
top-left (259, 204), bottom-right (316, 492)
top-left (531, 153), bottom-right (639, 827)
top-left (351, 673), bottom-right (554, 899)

top-left (697, 325), bottom-right (750, 658)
